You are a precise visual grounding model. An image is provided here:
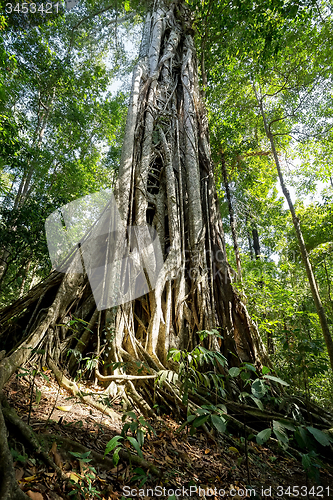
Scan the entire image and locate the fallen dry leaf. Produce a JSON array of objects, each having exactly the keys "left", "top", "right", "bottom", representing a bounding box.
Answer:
[
  {"left": 26, "top": 490, "right": 43, "bottom": 500},
  {"left": 56, "top": 406, "right": 72, "bottom": 412},
  {"left": 69, "top": 472, "right": 80, "bottom": 483},
  {"left": 23, "top": 476, "right": 37, "bottom": 482},
  {"left": 53, "top": 451, "right": 63, "bottom": 468},
  {"left": 15, "top": 468, "right": 24, "bottom": 481}
]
